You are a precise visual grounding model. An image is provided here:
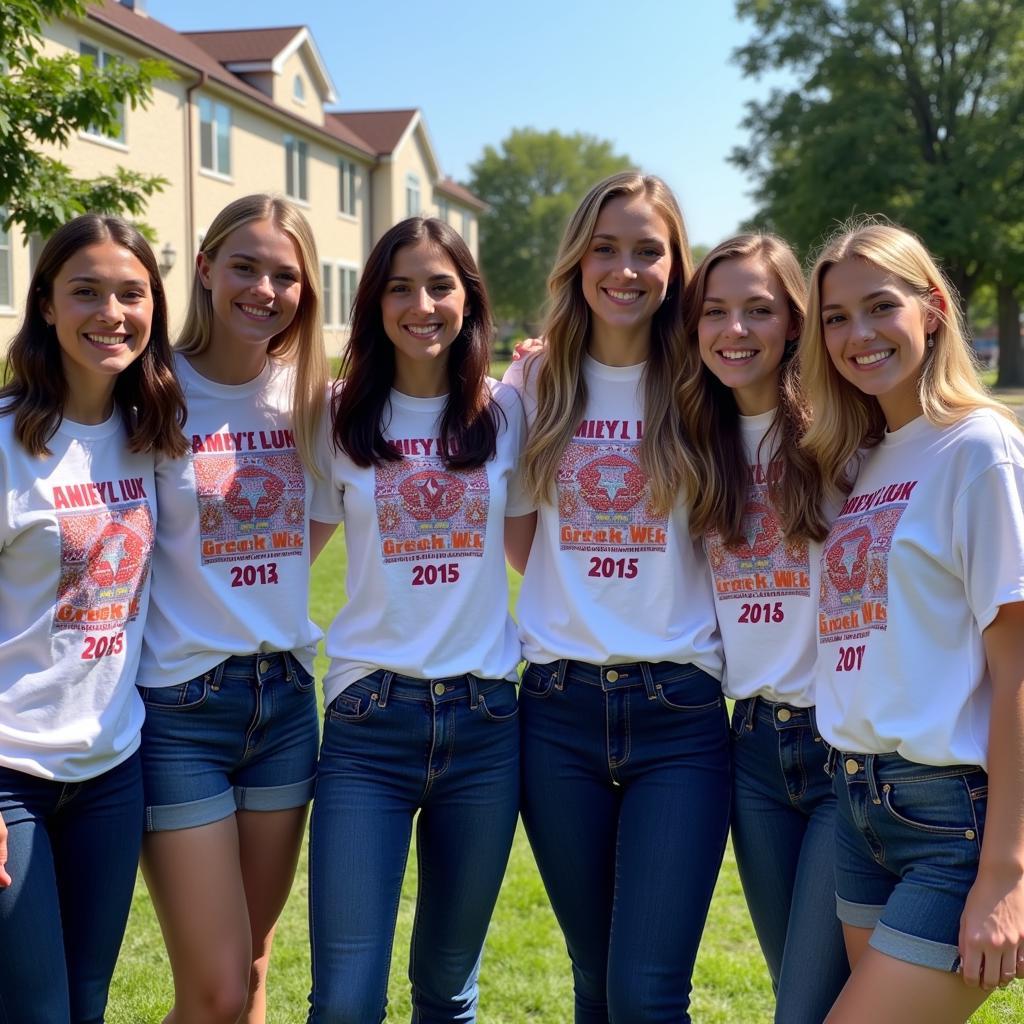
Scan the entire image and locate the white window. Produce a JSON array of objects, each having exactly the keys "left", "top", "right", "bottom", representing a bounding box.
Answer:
[
  {"left": 0, "top": 211, "right": 11, "bottom": 308},
  {"left": 339, "top": 266, "right": 358, "bottom": 325},
  {"left": 198, "top": 97, "right": 231, "bottom": 176},
  {"left": 79, "top": 42, "right": 125, "bottom": 142},
  {"left": 462, "top": 212, "right": 472, "bottom": 244},
  {"left": 322, "top": 263, "right": 334, "bottom": 326},
  {"left": 436, "top": 197, "right": 450, "bottom": 224},
  {"left": 293, "top": 74, "right": 305, "bottom": 103},
  {"left": 285, "top": 135, "right": 309, "bottom": 201},
  {"left": 339, "top": 159, "right": 357, "bottom": 216},
  {"left": 405, "top": 174, "right": 421, "bottom": 218}
]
